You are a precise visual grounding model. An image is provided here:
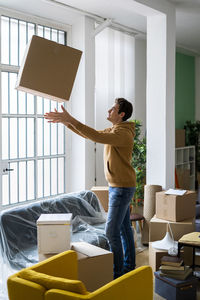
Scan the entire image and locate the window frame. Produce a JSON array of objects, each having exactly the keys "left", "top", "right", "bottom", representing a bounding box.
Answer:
[{"left": 0, "top": 7, "right": 72, "bottom": 210}]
